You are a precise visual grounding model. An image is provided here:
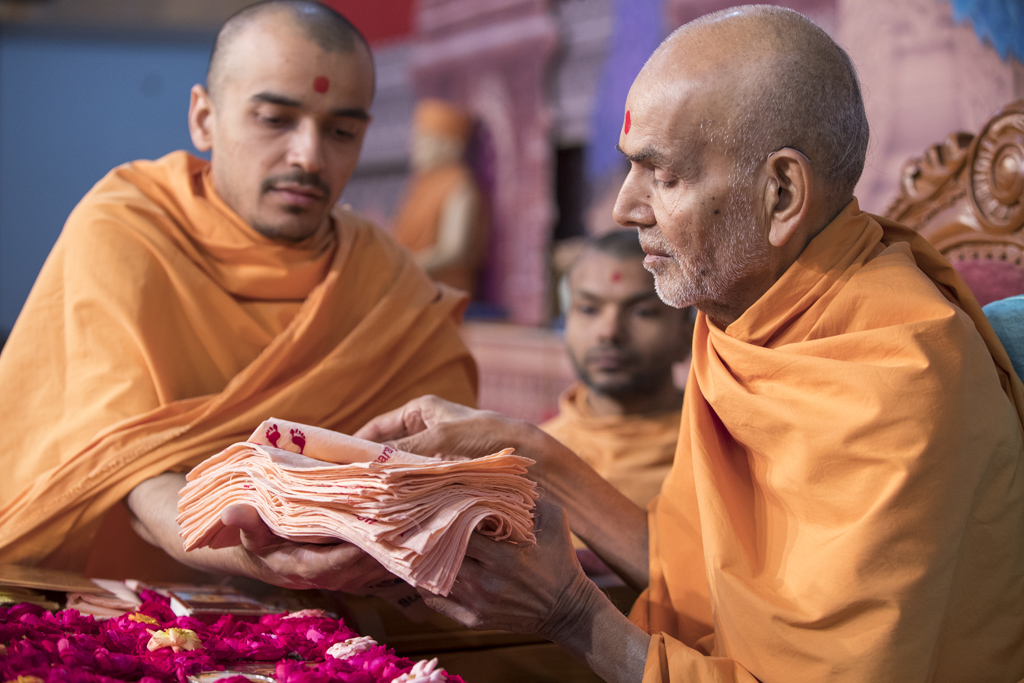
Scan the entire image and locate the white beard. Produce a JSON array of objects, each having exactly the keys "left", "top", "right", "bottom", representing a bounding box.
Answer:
[{"left": 641, "top": 196, "right": 770, "bottom": 311}]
